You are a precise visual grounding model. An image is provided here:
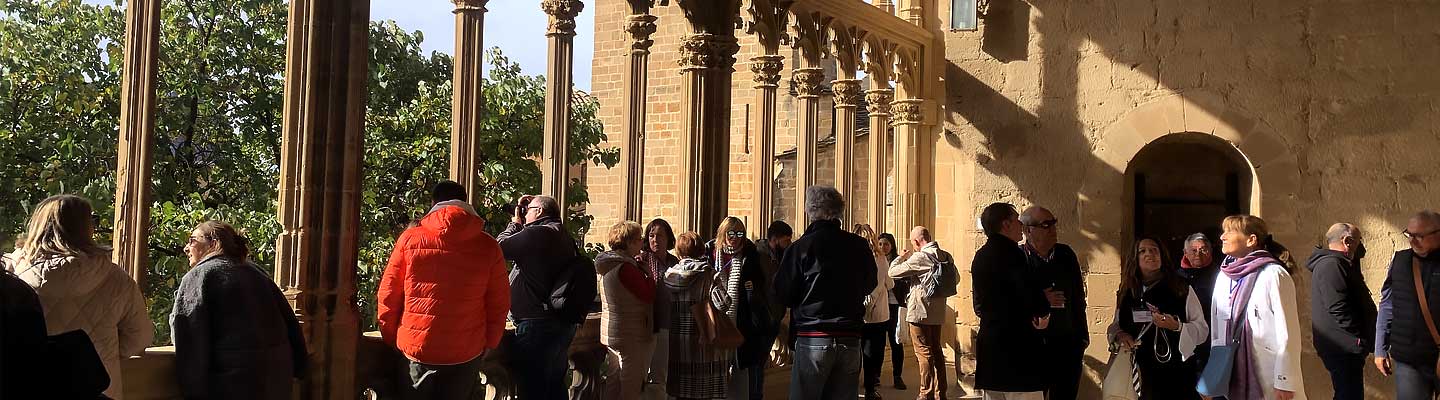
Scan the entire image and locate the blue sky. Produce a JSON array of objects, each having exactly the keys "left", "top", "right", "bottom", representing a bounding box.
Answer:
[{"left": 370, "top": 0, "right": 595, "bottom": 90}]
